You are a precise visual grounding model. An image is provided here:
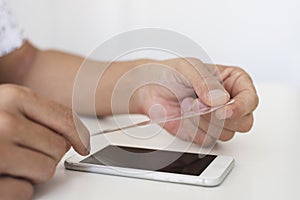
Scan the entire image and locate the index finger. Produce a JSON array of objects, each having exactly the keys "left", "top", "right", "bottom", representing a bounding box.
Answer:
[
  {"left": 19, "top": 89, "right": 90, "bottom": 156},
  {"left": 171, "top": 58, "right": 230, "bottom": 106}
]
